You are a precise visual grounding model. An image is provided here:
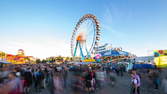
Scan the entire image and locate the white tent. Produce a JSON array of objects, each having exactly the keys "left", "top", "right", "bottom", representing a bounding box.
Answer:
[{"left": 0, "top": 61, "right": 11, "bottom": 64}]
